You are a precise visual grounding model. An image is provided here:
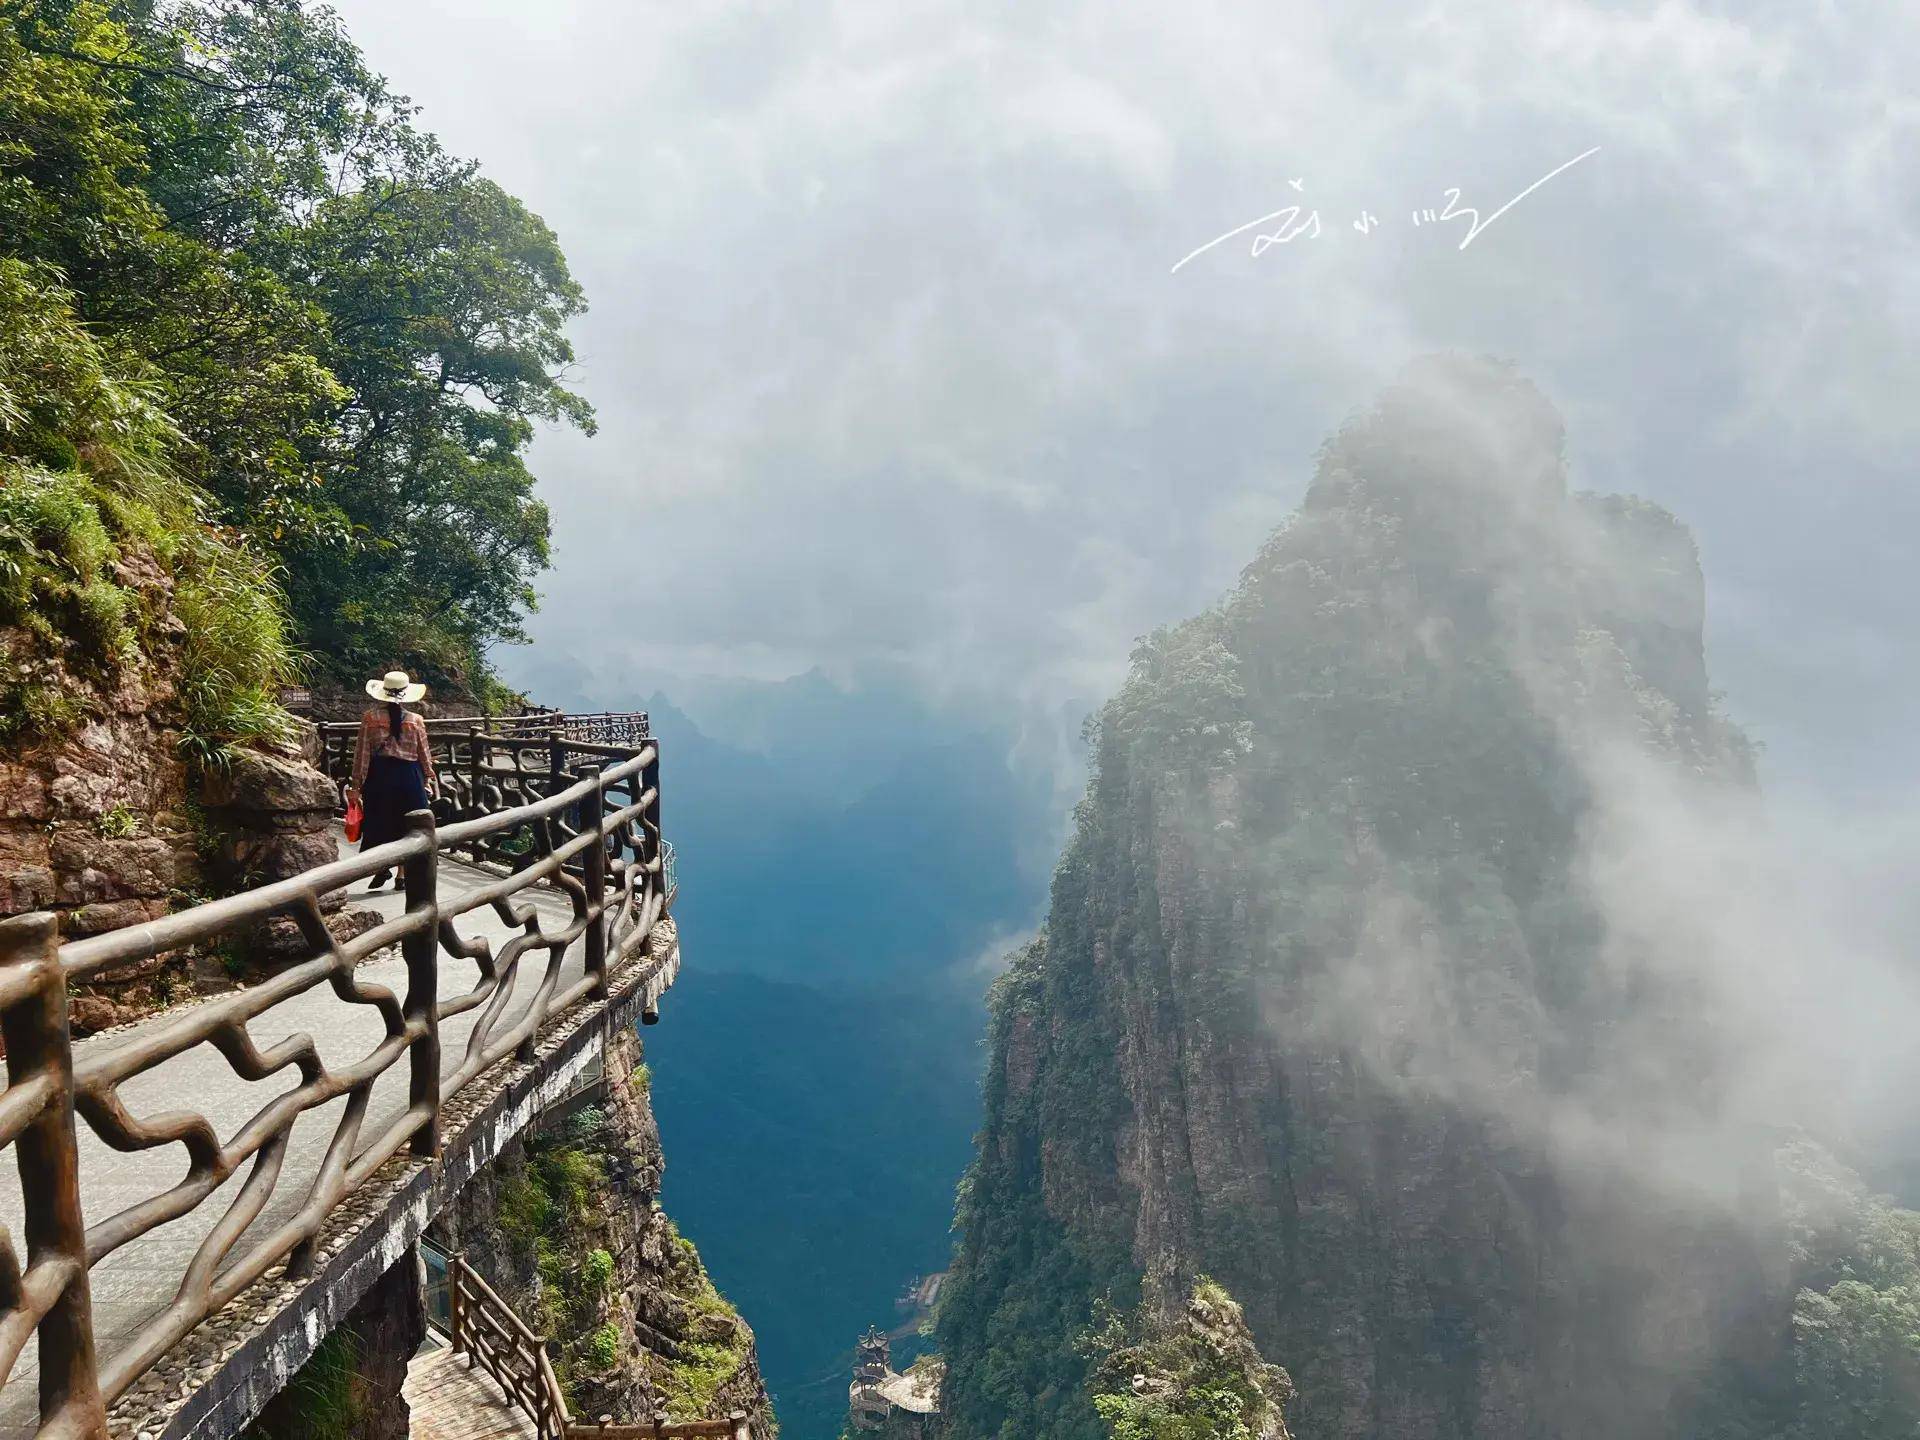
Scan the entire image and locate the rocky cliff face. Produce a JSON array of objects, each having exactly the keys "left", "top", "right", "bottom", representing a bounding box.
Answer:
[
  {"left": 0, "top": 602, "right": 352, "bottom": 1029},
  {"left": 0, "top": 505, "right": 371, "bottom": 1029},
  {"left": 938, "top": 358, "right": 1777, "bottom": 1440},
  {"left": 0, "top": 603, "right": 202, "bottom": 963},
  {"left": 434, "top": 1016, "right": 776, "bottom": 1434},
  {"left": 1084, "top": 1277, "right": 1294, "bottom": 1440}
]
